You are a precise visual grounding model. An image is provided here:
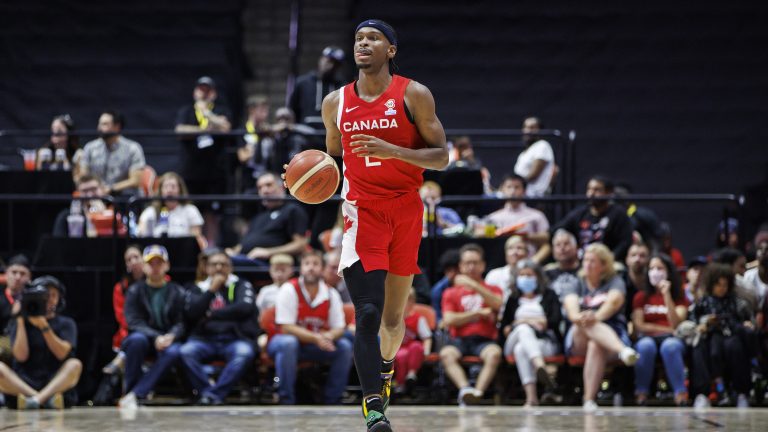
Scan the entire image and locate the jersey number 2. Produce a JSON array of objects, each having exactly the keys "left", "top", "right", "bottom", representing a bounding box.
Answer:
[{"left": 365, "top": 157, "right": 381, "bottom": 167}]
